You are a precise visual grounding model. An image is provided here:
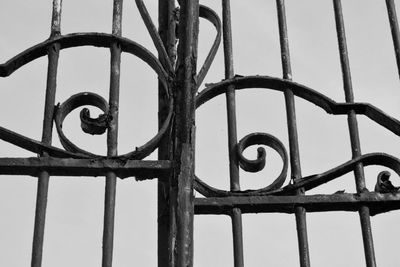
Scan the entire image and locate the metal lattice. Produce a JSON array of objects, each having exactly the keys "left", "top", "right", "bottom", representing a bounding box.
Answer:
[{"left": 1, "top": 0, "right": 400, "bottom": 266}]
